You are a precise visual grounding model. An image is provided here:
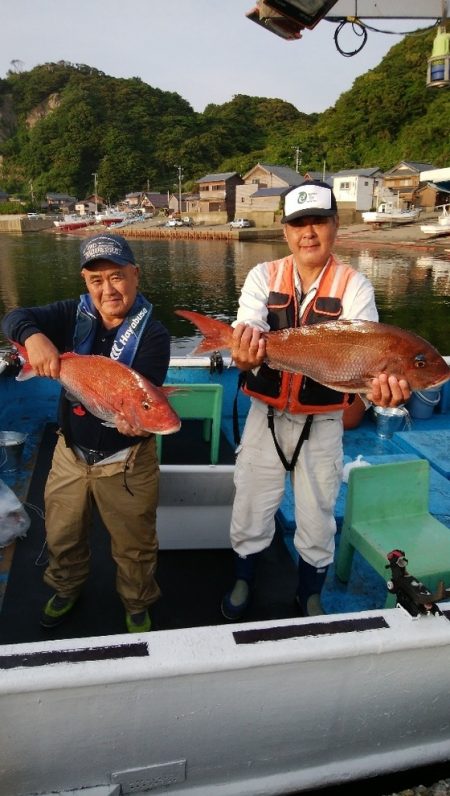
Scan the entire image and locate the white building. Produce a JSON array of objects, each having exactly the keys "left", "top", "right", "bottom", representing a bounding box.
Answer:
[{"left": 332, "top": 168, "right": 383, "bottom": 211}]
